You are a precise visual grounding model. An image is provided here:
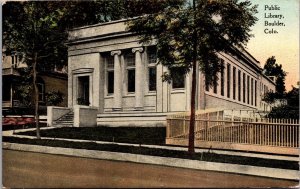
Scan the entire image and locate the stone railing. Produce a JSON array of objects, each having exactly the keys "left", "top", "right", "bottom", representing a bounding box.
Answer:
[
  {"left": 47, "top": 106, "right": 72, "bottom": 126},
  {"left": 73, "top": 105, "right": 98, "bottom": 127}
]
